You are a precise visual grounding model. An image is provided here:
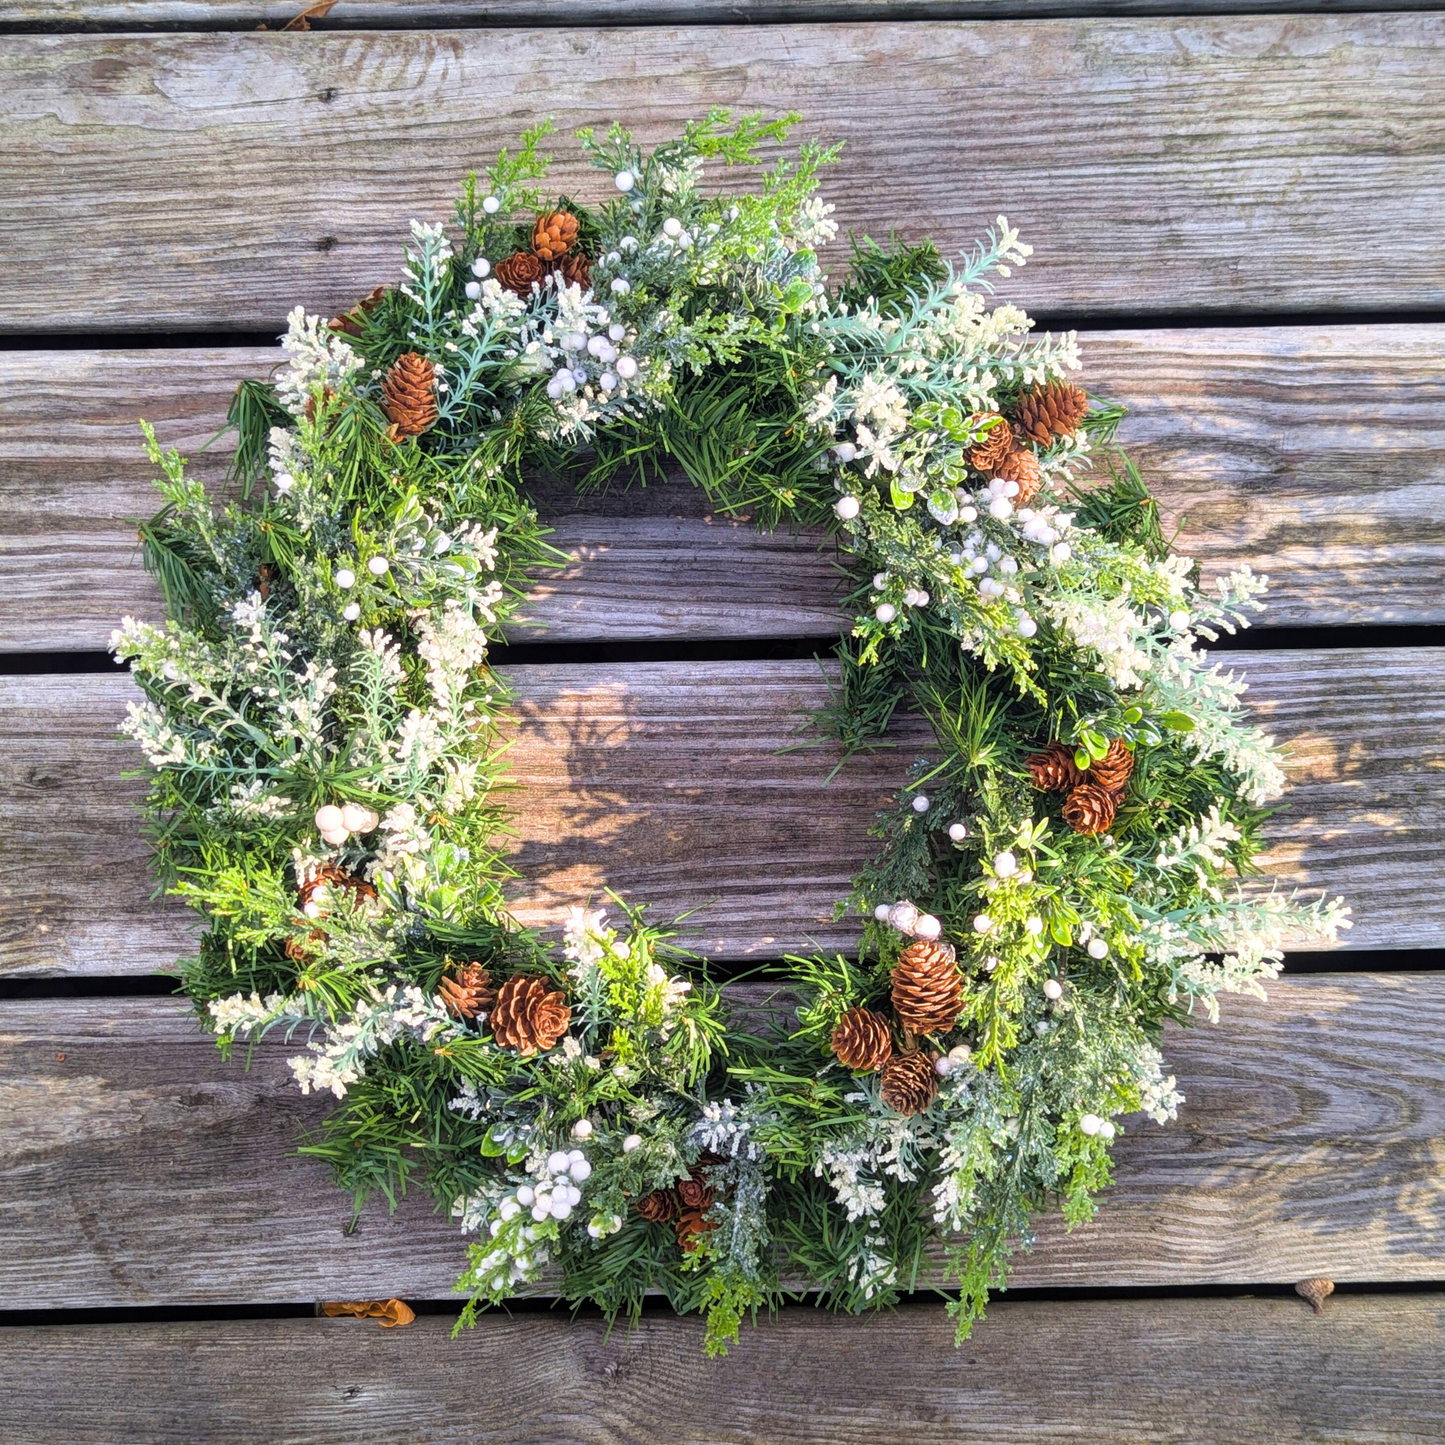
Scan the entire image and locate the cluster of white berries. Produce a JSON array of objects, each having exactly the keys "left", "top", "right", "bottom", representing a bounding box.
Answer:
[
  {"left": 464, "top": 255, "right": 492, "bottom": 298},
  {"left": 870, "top": 578, "right": 931, "bottom": 624},
  {"left": 873, "top": 898, "right": 943, "bottom": 942},
  {"left": 313, "top": 802, "right": 379, "bottom": 850},
  {"left": 497, "top": 1145, "right": 593, "bottom": 1229},
  {"left": 947, "top": 536, "right": 1035, "bottom": 637},
  {"left": 1079, "top": 1113, "right": 1117, "bottom": 1140},
  {"left": 334, "top": 560, "right": 388, "bottom": 622},
  {"left": 980, "top": 473, "right": 1025, "bottom": 521},
  {"left": 934, "top": 1042, "right": 973, "bottom": 1077},
  {"left": 546, "top": 323, "right": 638, "bottom": 400},
  {"left": 1018, "top": 507, "right": 1073, "bottom": 568}
]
